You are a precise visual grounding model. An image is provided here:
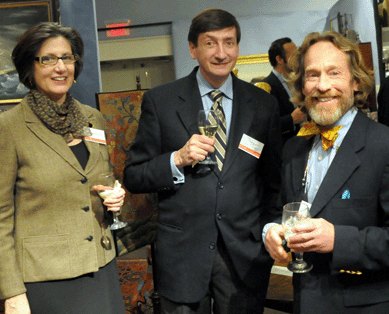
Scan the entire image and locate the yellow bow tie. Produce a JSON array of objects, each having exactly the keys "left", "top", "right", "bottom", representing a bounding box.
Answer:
[{"left": 297, "top": 121, "right": 343, "bottom": 151}]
